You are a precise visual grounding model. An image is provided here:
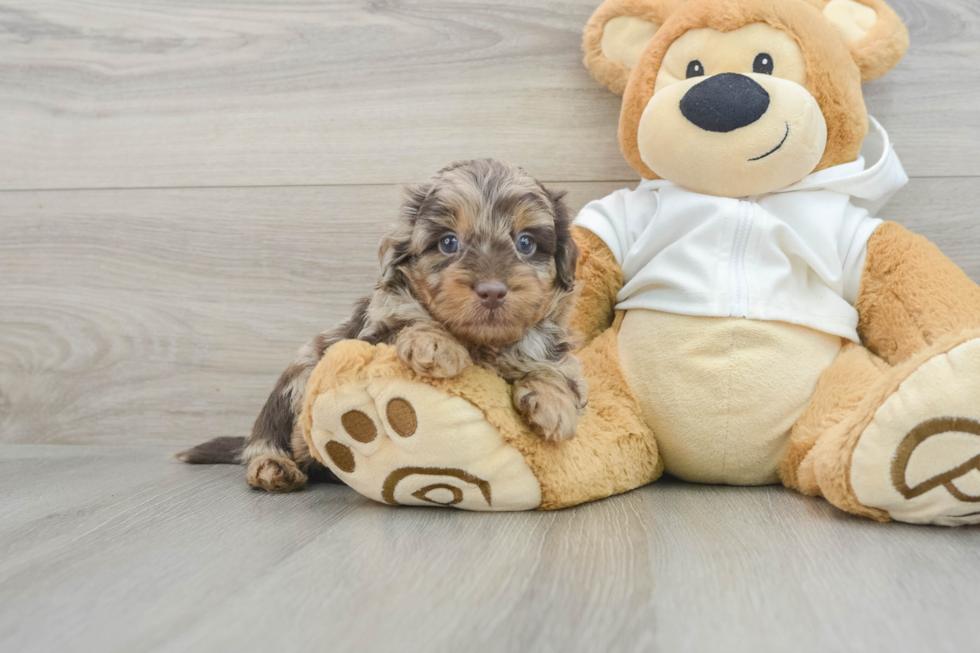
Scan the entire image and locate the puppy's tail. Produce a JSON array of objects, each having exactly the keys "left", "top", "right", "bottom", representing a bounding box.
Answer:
[{"left": 175, "top": 436, "right": 246, "bottom": 465}]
